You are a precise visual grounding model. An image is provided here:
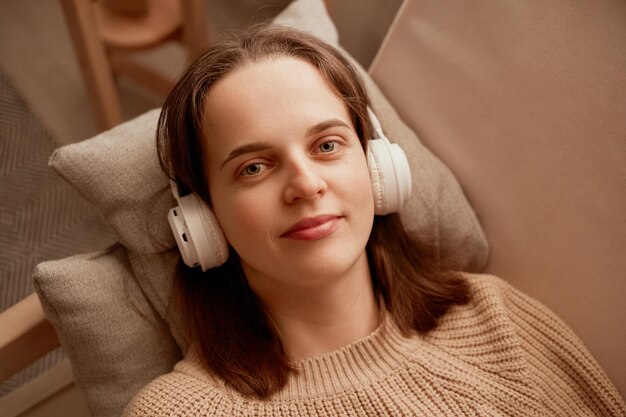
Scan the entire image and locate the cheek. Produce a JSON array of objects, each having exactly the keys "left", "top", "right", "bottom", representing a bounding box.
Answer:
[
  {"left": 212, "top": 189, "right": 270, "bottom": 250},
  {"left": 352, "top": 158, "right": 376, "bottom": 240},
  {"left": 347, "top": 156, "right": 375, "bottom": 209}
]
